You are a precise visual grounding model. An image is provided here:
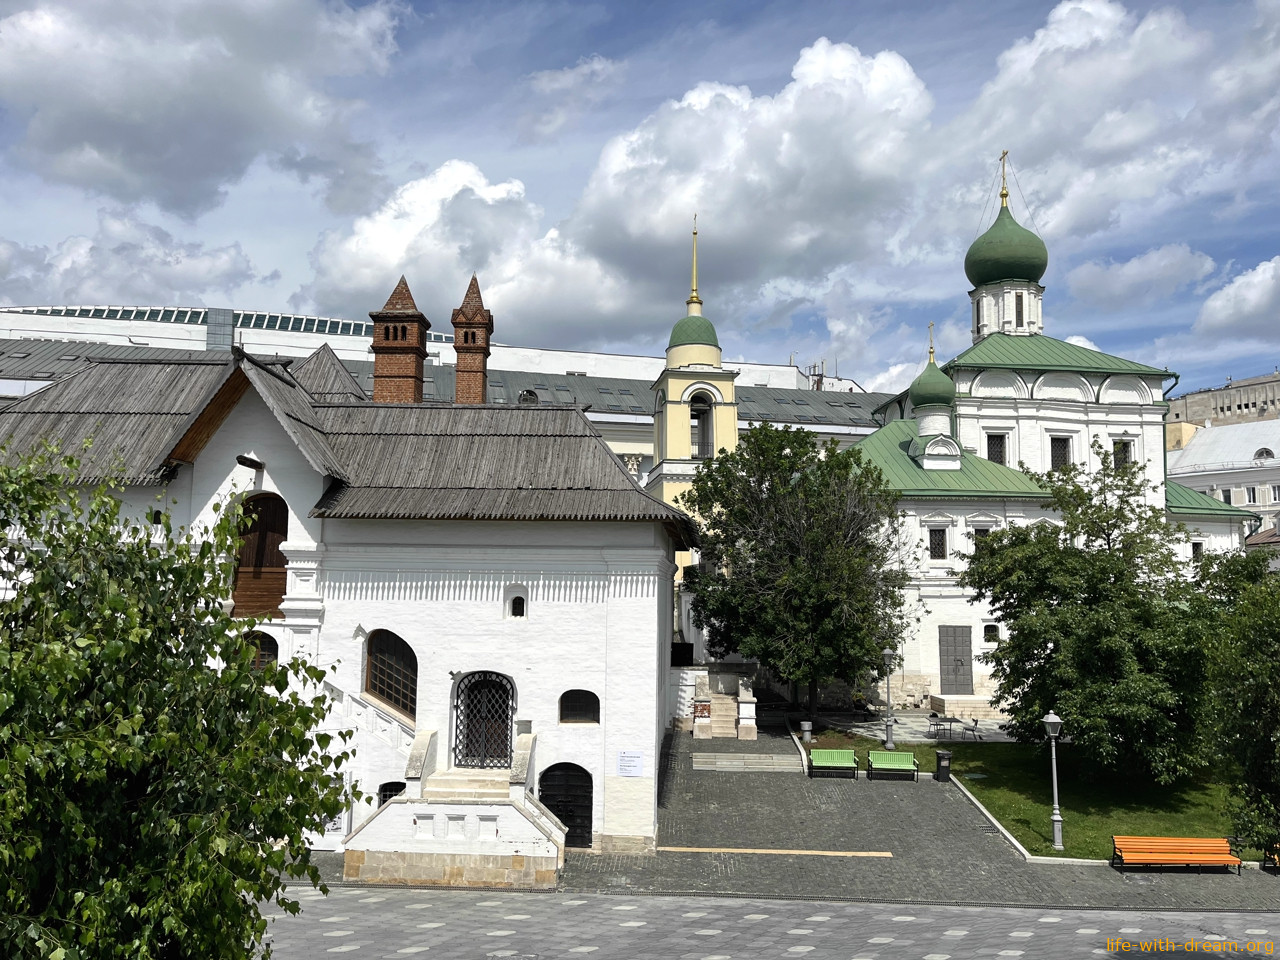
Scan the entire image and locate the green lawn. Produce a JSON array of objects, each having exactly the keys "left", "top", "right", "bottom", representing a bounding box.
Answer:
[{"left": 803, "top": 726, "right": 1254, "bottom": 861}]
